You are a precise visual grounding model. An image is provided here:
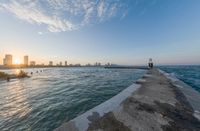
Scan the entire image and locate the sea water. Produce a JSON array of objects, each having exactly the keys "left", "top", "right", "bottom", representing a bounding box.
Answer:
[
  {"left": 159, "top": 65, "right": 200, "bottom": 92},
  {"left": 0, "top": 67, "right": 146, "bottom": 131}
]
